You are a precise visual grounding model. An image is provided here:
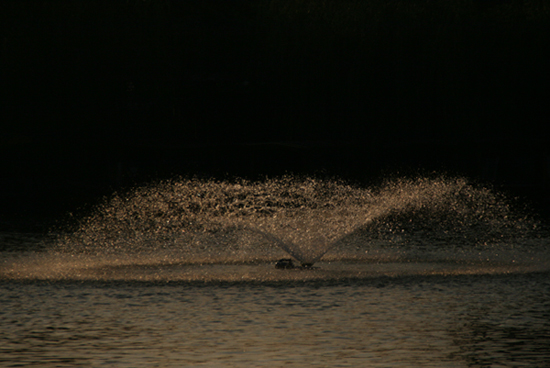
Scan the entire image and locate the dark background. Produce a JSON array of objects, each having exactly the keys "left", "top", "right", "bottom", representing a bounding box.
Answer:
[{"left": 1, "top": 0, "right": 549, "bottom": 230}]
